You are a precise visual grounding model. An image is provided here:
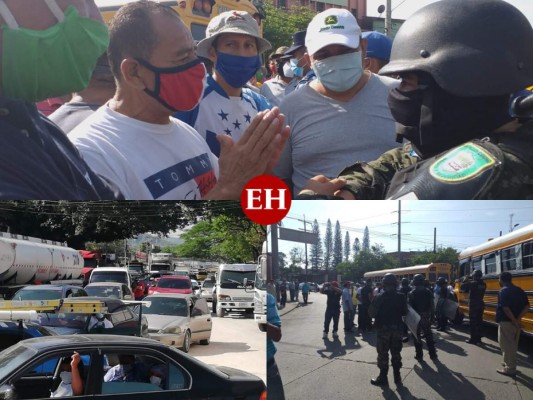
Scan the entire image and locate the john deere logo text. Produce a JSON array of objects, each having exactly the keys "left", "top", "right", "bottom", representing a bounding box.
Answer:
[{"left": 325, "top": 16, "right": 338, "bottom": 25}]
